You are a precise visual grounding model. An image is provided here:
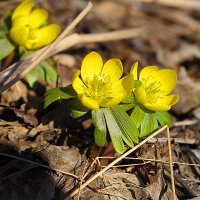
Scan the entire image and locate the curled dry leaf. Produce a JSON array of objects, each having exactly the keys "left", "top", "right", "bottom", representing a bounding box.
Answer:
[{"left": 38, "top": 145, "right": 82, "bottom": 172}]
